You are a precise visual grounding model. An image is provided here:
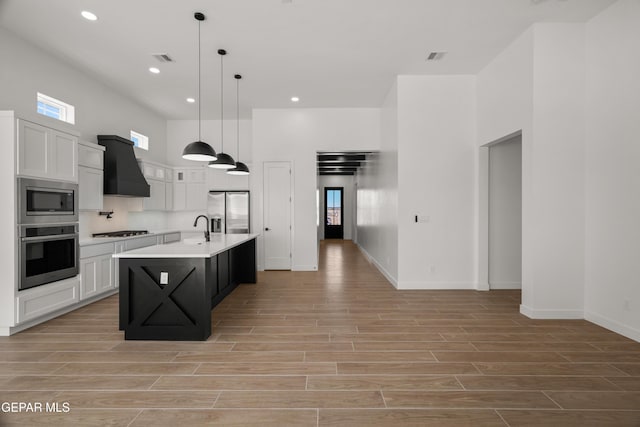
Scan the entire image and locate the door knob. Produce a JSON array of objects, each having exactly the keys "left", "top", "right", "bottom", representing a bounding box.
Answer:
[{"left": 265, "top": 227, "right": 270, "bottom": 231}]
